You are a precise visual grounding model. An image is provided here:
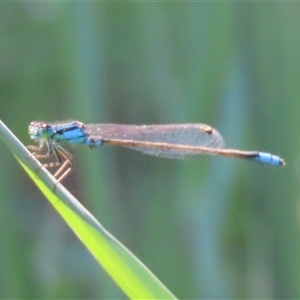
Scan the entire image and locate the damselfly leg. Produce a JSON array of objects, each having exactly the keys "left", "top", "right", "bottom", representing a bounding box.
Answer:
[{"left": 27, "top": 140, "right": 74, "bottom": 182}]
